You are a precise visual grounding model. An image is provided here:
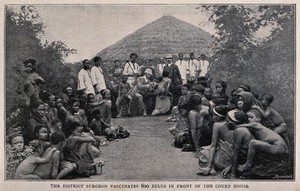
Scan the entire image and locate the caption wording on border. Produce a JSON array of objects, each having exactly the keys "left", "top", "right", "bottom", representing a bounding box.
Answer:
[{"left": 50, "top": 183, "right": 249, "bottom": 189}]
